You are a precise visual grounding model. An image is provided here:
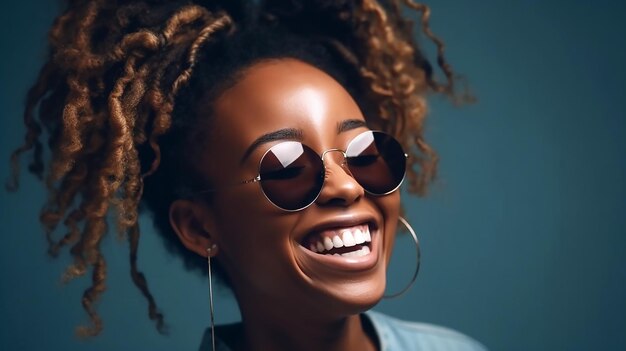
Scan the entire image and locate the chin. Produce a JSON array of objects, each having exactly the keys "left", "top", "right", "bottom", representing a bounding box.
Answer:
[
  {"left": 325, "top": 270, "right": 388, "bottom": 316},
  {"left": 295, "top": 229, "right": 390, "bottom": 317}
]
